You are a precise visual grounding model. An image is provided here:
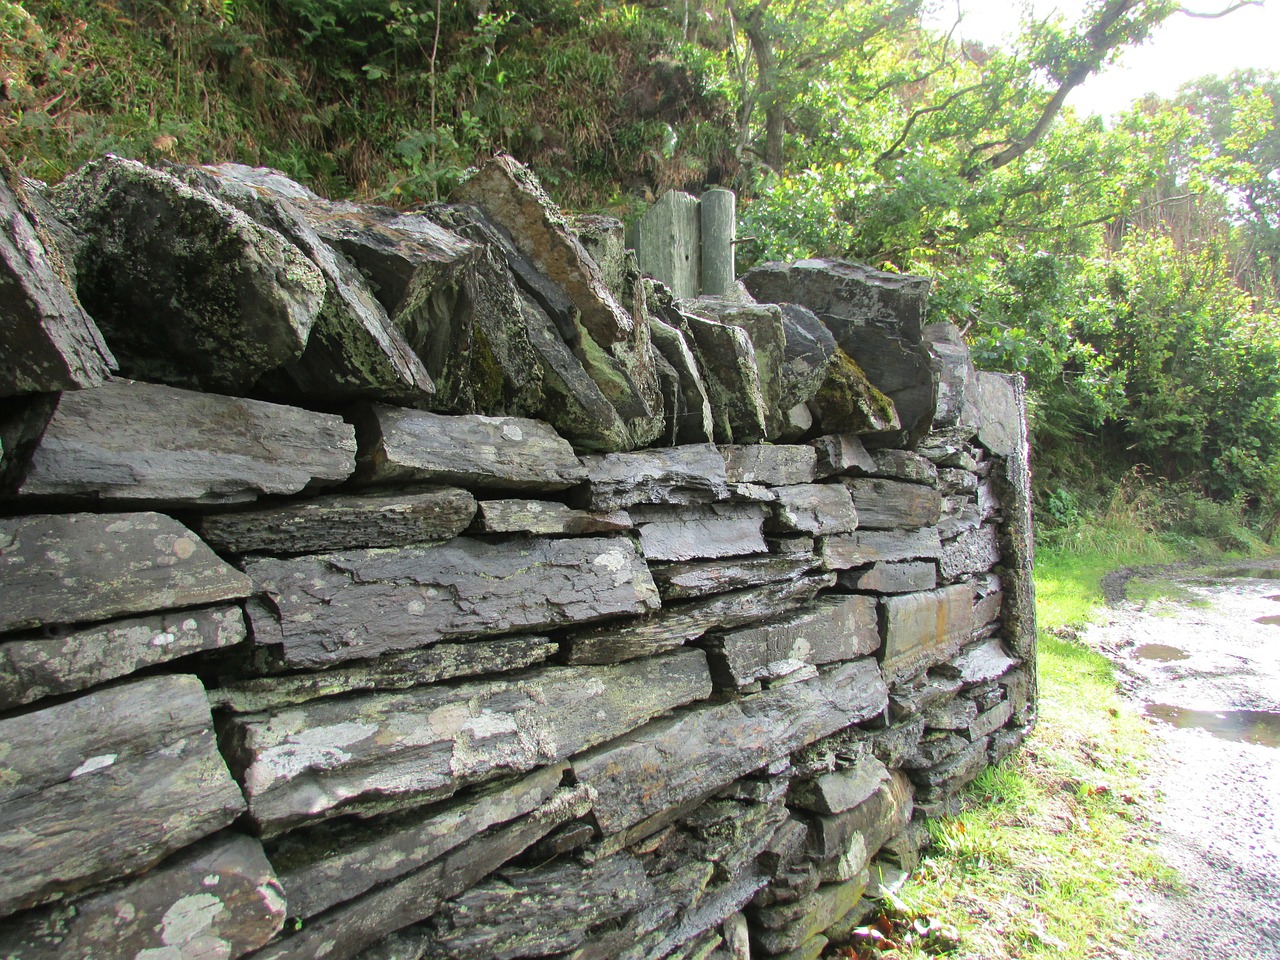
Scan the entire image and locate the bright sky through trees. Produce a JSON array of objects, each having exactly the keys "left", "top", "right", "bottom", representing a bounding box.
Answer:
[{"left": 928, "top": 0, "right": 1280, "bottom": 116}]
